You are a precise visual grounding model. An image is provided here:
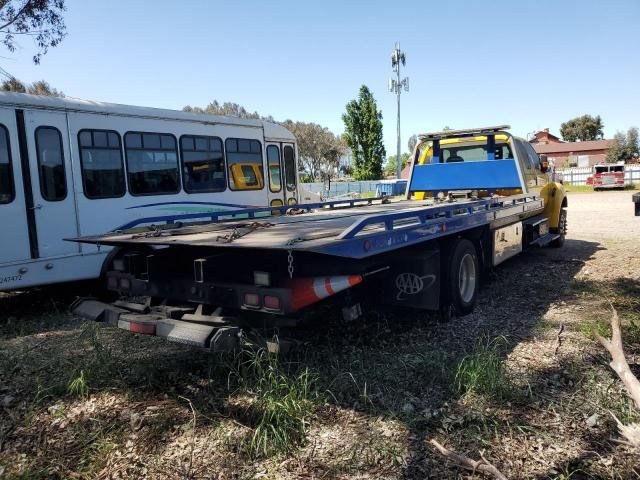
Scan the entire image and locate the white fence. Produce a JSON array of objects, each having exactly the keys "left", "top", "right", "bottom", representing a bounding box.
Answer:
[
  {"left": 301, "top": 181, "right": 379, "bottom": 198},
  {"left": 302, "top": 166, "right": 640, "bottom": 195},
  {"left": 557, "top": 166, "right": 640, "bottom": 186}
]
